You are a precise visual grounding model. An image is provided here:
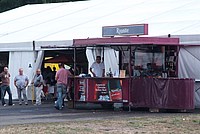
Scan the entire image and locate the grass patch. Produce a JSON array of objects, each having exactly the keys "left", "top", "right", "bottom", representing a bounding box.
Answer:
[{"left": 192, "top": 119, "right": 200, "bottom": 124}]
